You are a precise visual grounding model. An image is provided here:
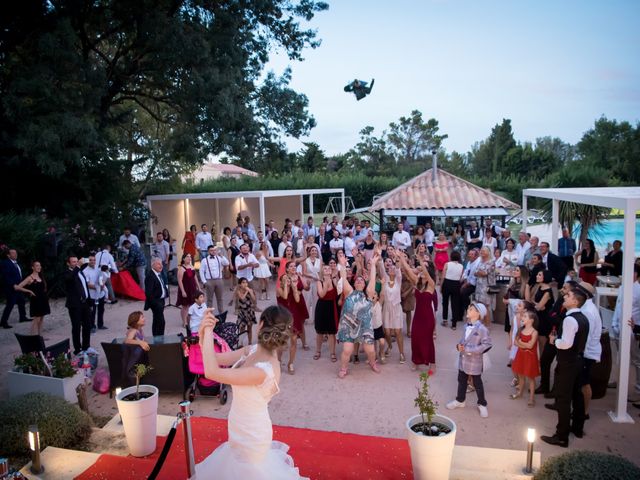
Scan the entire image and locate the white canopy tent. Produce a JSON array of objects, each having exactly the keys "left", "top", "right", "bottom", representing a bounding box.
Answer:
[{"left": 522, "top": 187, "right": 640, "bottom": 424}]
